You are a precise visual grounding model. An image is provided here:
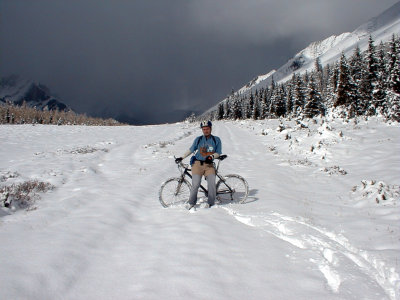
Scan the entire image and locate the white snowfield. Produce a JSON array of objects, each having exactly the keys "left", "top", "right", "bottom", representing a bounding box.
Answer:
[{"left": 0, "top": 118, "right": 399, "bottom": 300}]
